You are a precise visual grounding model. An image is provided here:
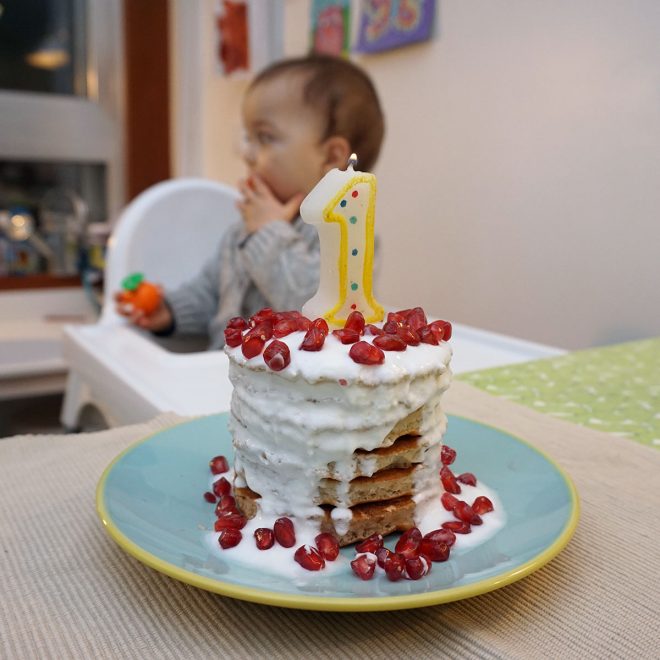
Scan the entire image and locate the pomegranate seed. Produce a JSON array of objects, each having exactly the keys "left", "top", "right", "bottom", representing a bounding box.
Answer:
[
  {"left": 375, "top": 546, "right": 394, "bottom": 568},
  {"left": 458, "top": 472, "right": 477, "bottom": 486},
  {"left": 441, "top": 492, "right": 459, "bottom": 511},
  {"left": 249, "top": 308, "right": 274, "bottom": 326},
  {"left": 440, "top": 466, "right": 461, "bottom": 494},
  {"left": 344, "top": 310, "right": 366, "bottom": 334},
  {"left": 384, "top": 553, "right": 406, "bottom": 581},
  {"left": 296, "top": 316, "right": 312, "bottom": 331},
  {"left": 355, "top": 533, "right": 383, "bottom": 554},
  {"left": 407, "top": 307, "right": 427, "bottom": 331},
  {"left": 212, "top": 477, "right": 231, "bottom": 498},
  {"left": 250, "top": 321, "right": 274, "bottom": 341},
  {"left": 254, "top": 528, "right": 275, "bottom": 550},
  {"left": 214, "top": 513, "right": 247, "bottom": 531},
  {"left": 332, "top": 328, "right": 360, "bottom": 344},
  {"left": 419, "top": 538, "right": 450, "bottom": 562},
  {"left": 242, "top": 333, "right": 266, "bottom": 359},
  {"left": 442, "top": 520, "right": 472, "bottom": 534},
  {"left": 440, "top": 445, "right": 456, "bottom": 466},
  {"left": 273, "top": 517, "right": 296, "bottom": 548},
  {"left": 430, "top": 319, "right": 452, "bottom": 341},
  {"left": 203, "top": 491, "right": 216, "bottom": 503},
  {"left": 215, "top": 494, "right": 237, "bottom": 514},
  {"left": 224, "top": 327, "right": 243, "bottom": 347},
  {"left": 273, "top": 318, "right": 298, "bottom": 338},
  {"left": 294, "top": 545, "right": 325, "bottom": 571},
  {"left": 365, "top": 324, "right": 384, "bottom": 336},
  {"left": 263, "top": 340, "right": 291, "bottom": 371},
  {"left": 453, "top": 501, "right": 482, "bottom": 525},
  {"left": 351, "top": 553, "right": 377, "bottom": 580},
  {"left": 227, "top": 316, "right": 248, "bottom": 330},
  {"left": 387, "top": 311, "right": 407, "bottom": 324},
  {"left": 418, "top": 325, "right": 439, "bottom": 345},
  {"left": 397, "top": 325, "right": 421, "bottom": 346},
  {"left": 373, "top": 334, "right": 407, "bottom": 351},
  {"left": 382, "top": 320, "right": 401, "bottom": 334},
  {"left": 218, "top": 528, "right": 242, "bottom": 549},
  {"left": 405, "top": 556, "right": 431, "bottom": 580},
  {"left": 395, "top": 527, "right": 422, "bottom": 559},
  {"left": 312, "top": 318, "right": 329, "bottom": 335},
  {"left": 423, "top": 528, "right": 456, "bottom": 547},
  {"left": 349, "top": 341, "right": 385, "bottom": 365},
  {"left": 209, "top": 455, "right": 229, "bottom": 474},
  {"left": 472, "top": 495, "right": 494, "bottom": 515},
  {"left": 315, "top": 533, "right": 340, "bottom": 561},
  {"left": 300, "top": 327, "right": 326, "bottom": 351}
]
